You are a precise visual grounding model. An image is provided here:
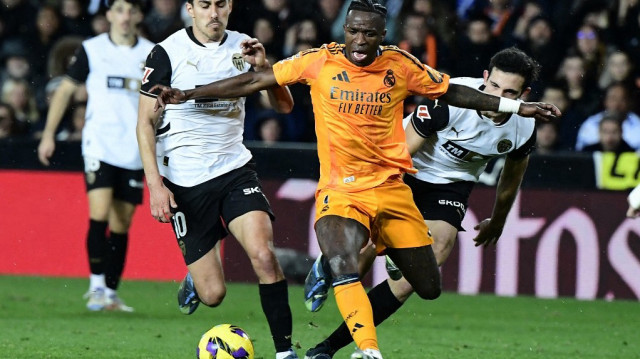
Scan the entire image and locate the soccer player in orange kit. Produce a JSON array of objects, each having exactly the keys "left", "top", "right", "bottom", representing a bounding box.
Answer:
[{"left": 151, "top": 1, "right": 560, "bottom": 357}]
